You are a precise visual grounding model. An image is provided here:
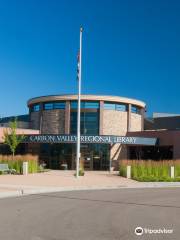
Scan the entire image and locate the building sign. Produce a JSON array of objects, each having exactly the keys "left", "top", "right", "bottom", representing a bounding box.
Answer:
[{"left": 23, "top": 134, "right": 157, "bottom": 145}]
